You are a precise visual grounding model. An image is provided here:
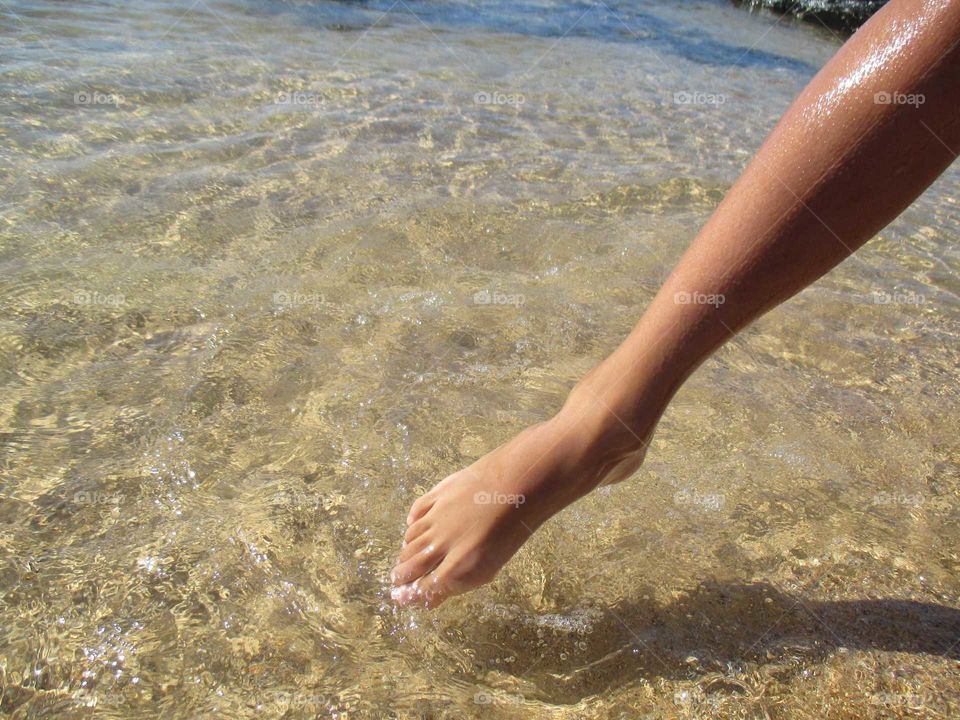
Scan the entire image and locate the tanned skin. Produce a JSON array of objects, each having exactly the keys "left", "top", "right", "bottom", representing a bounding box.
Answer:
[{"left": 391, "top": 0, "right": 960, "bottom": 609}]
